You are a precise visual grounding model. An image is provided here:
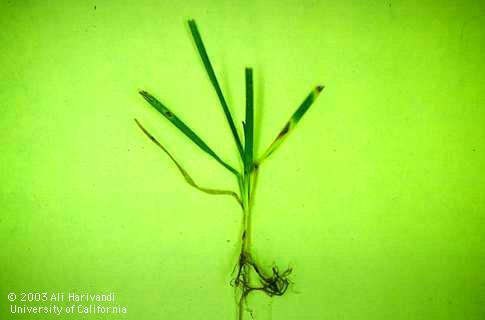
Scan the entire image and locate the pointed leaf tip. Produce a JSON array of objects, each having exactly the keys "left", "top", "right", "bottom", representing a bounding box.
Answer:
[{"left": 316, "top": 85, "right": 325, "bottom": 93}]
